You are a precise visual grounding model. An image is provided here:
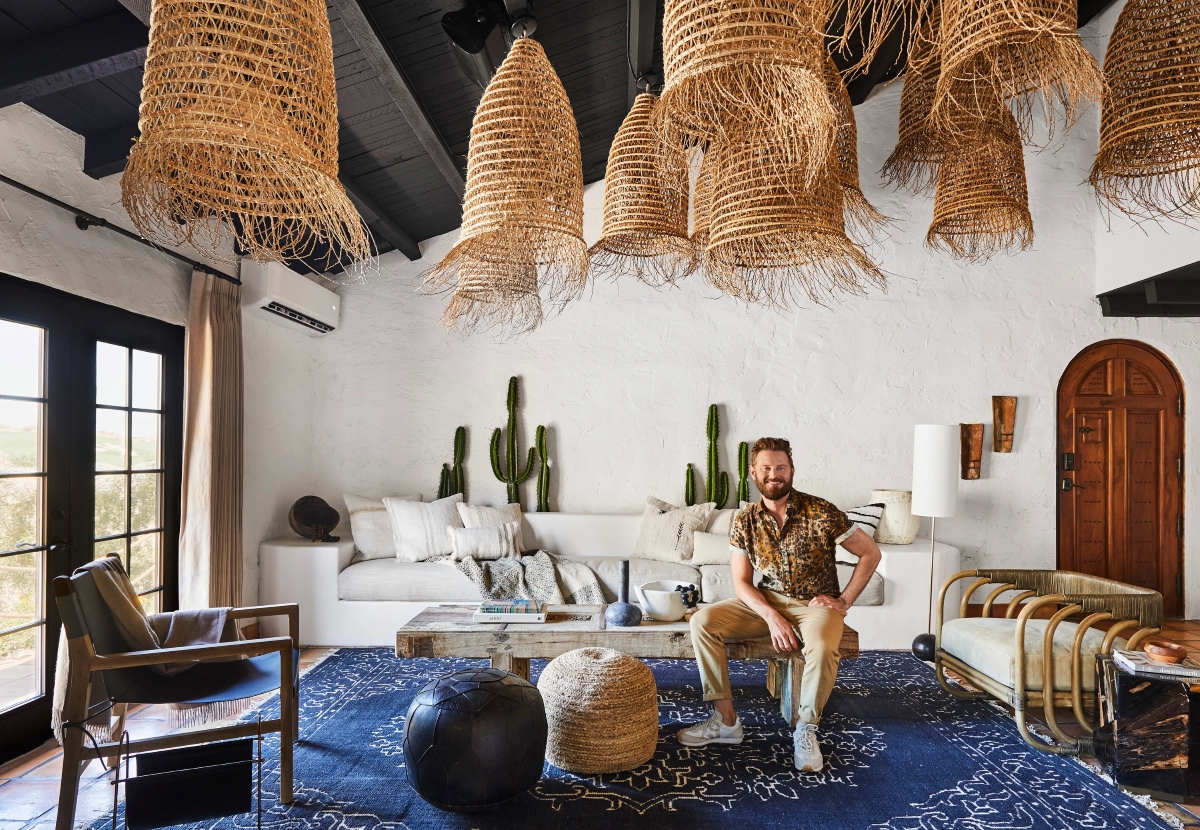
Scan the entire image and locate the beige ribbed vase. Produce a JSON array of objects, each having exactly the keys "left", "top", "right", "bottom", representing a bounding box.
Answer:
[{"left": 537, "top": 647, "right": 659, "bottom": 773}]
